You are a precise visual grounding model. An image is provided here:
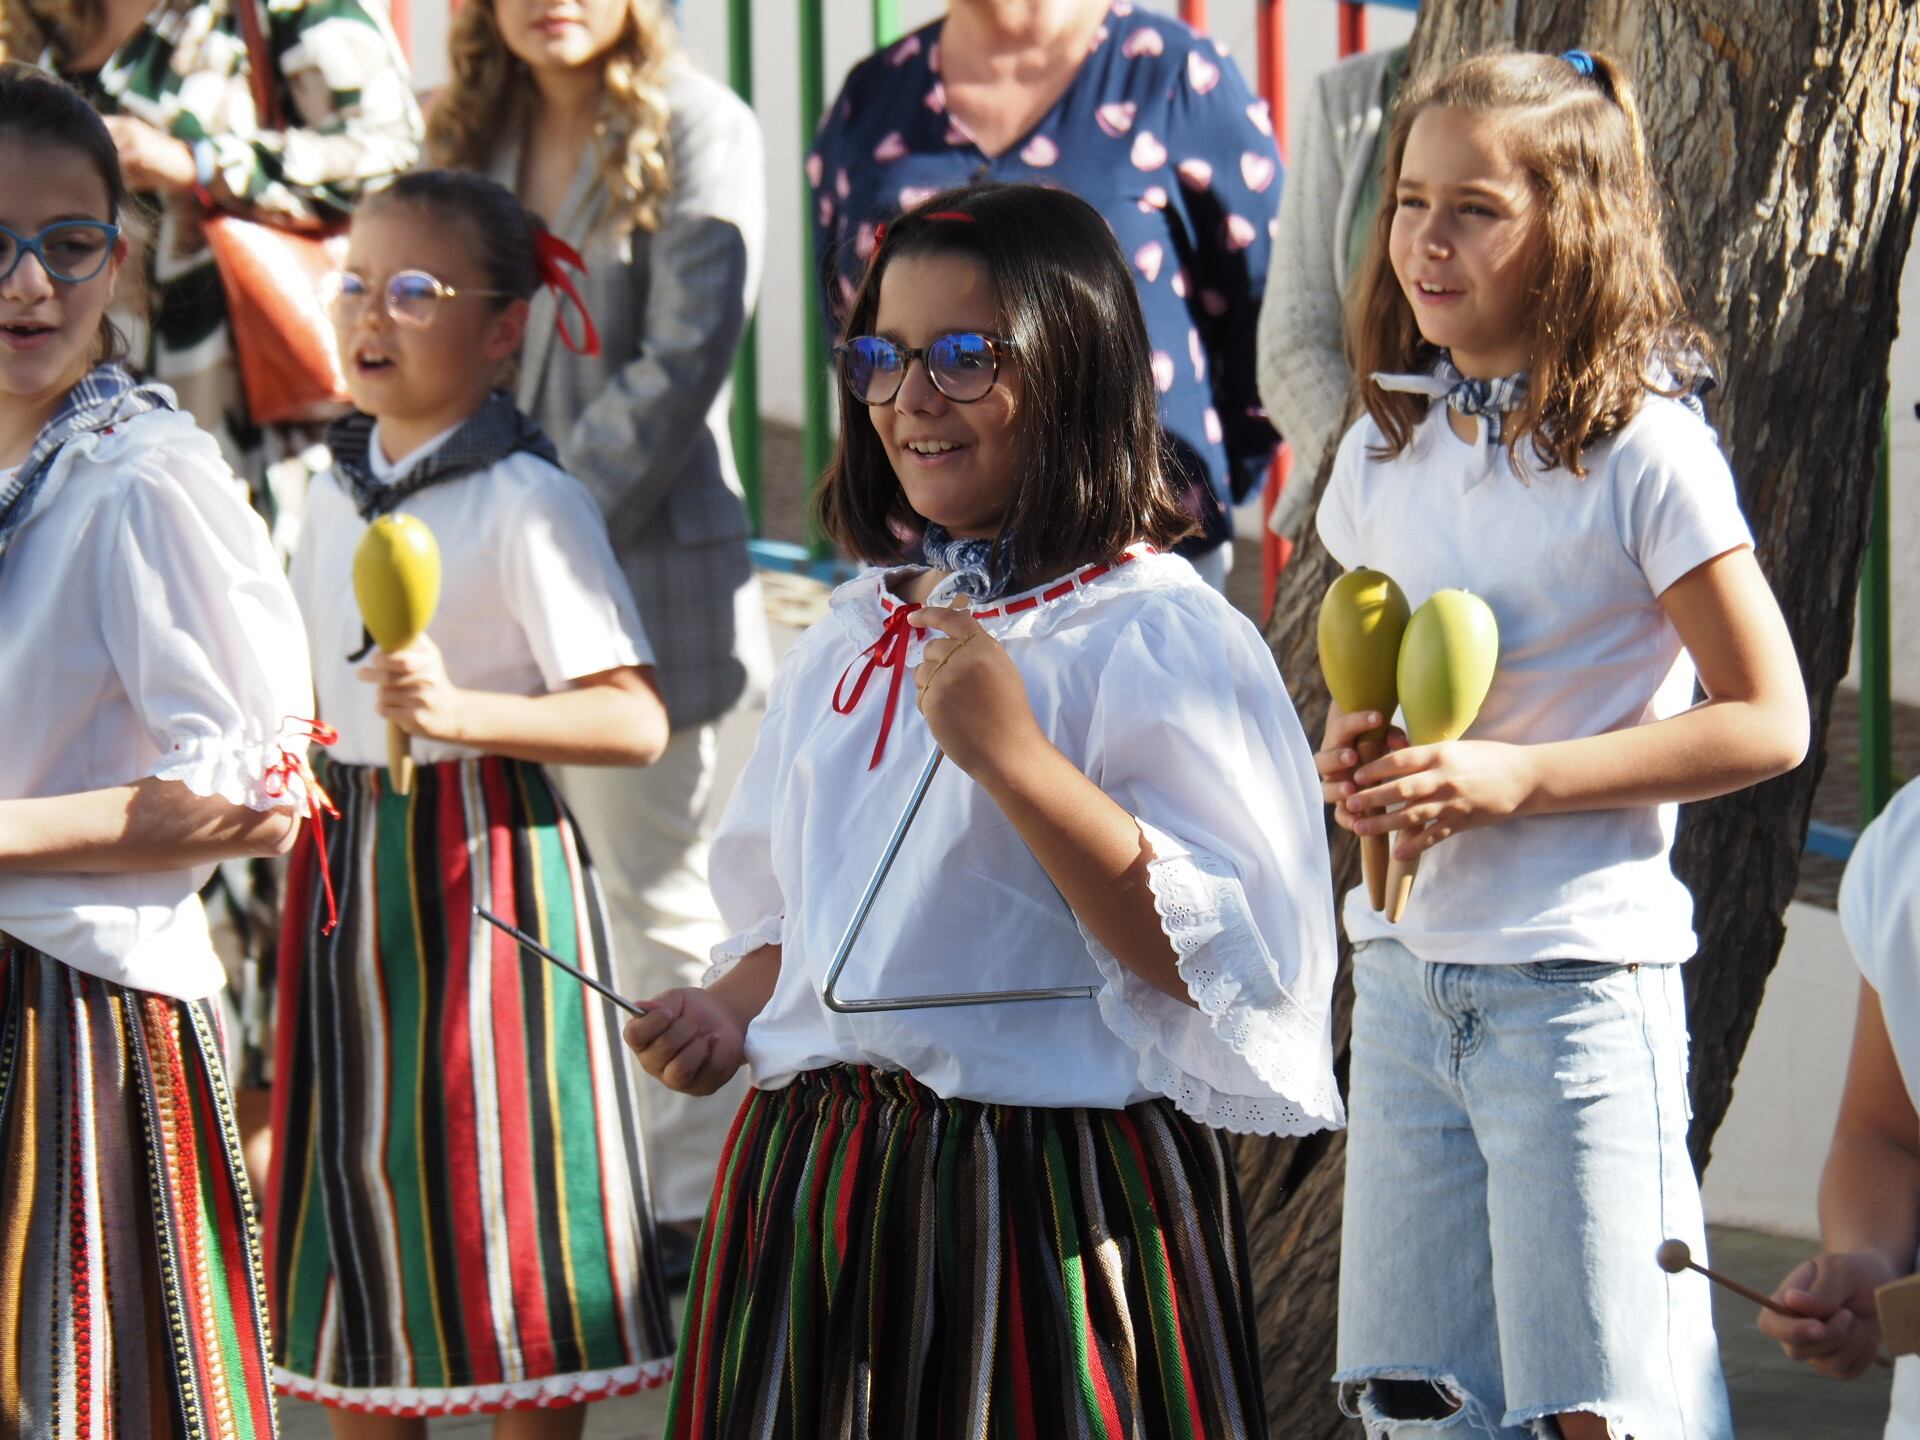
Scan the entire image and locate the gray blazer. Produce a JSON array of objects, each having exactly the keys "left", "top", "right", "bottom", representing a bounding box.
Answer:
[{"left": 490, "top": 63, "right": 770, "bottom": 730}]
